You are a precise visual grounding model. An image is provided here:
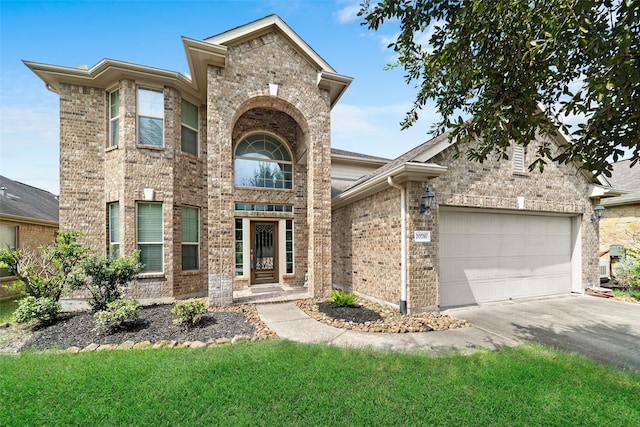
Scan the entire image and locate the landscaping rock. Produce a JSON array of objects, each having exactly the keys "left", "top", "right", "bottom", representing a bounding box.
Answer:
[
  {"left": 133, "top": 341, "right": 151, "bottom": 349},
  {"left": 296, "top": 298, "right": 471, "bottom": 333},
  {"left": 97, "top": 344, "right": 118, "bottom": 351},
  {"left": 81, "top": 343, "right": 100, "bottom": 352},
  {"left": 64, "top": 346, "right": 81, "bottom": 353},
  {"left": 117, "top": 340, "right": 135, "bottom": 350},
  {"left": 231, "top": 335, "right": 250, "bottom": 344},
  {"left": 190, "top": 341, "right": 206, "bottom": 348}
]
